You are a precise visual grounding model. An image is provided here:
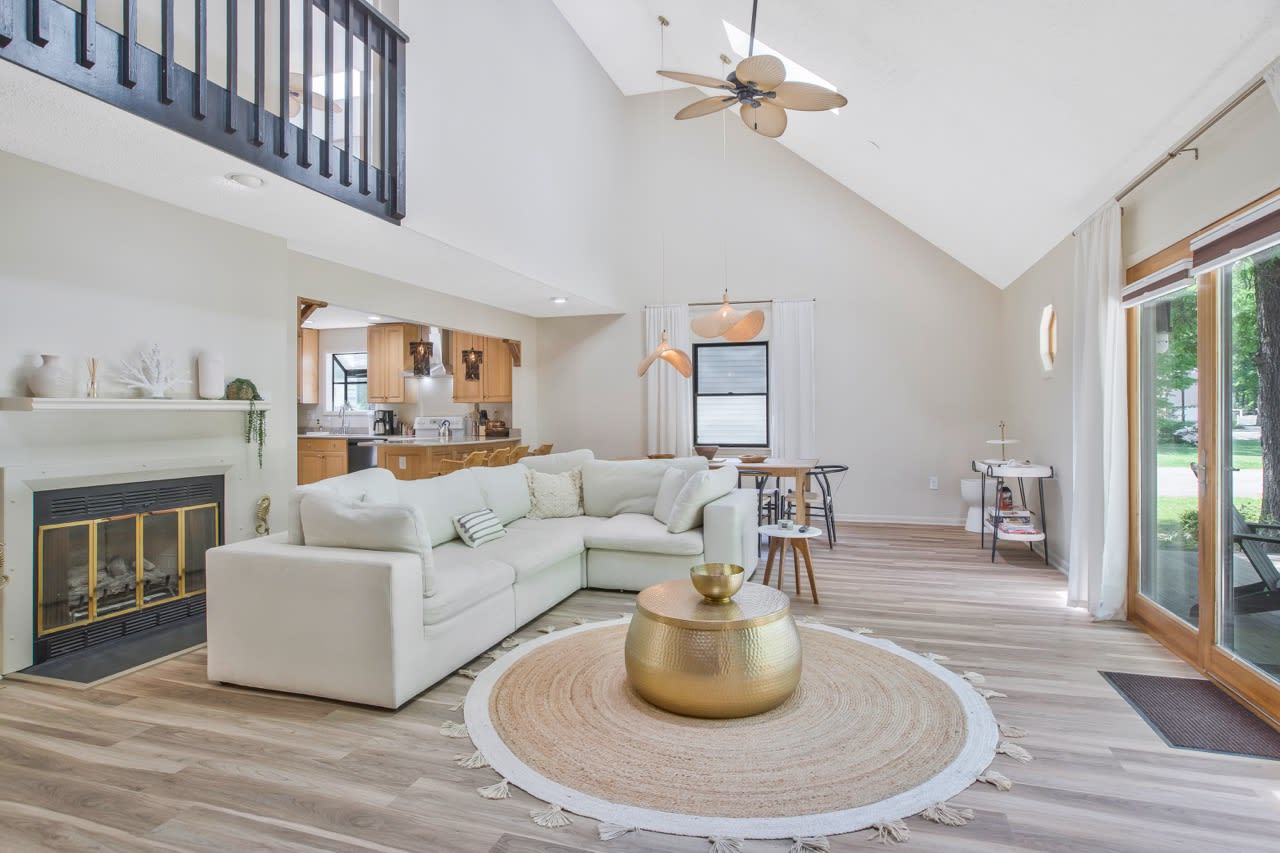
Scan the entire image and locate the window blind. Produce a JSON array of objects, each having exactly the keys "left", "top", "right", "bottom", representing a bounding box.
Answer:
[
  {"left": 1191, "top": 196, "right": 1280, "bottom": 275},
  {"left": 693, "top": 343, "right": 769, "bottom": 447},
  {"left": 1121, "top": 260, "right": 1193, "bottom": 308}
]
